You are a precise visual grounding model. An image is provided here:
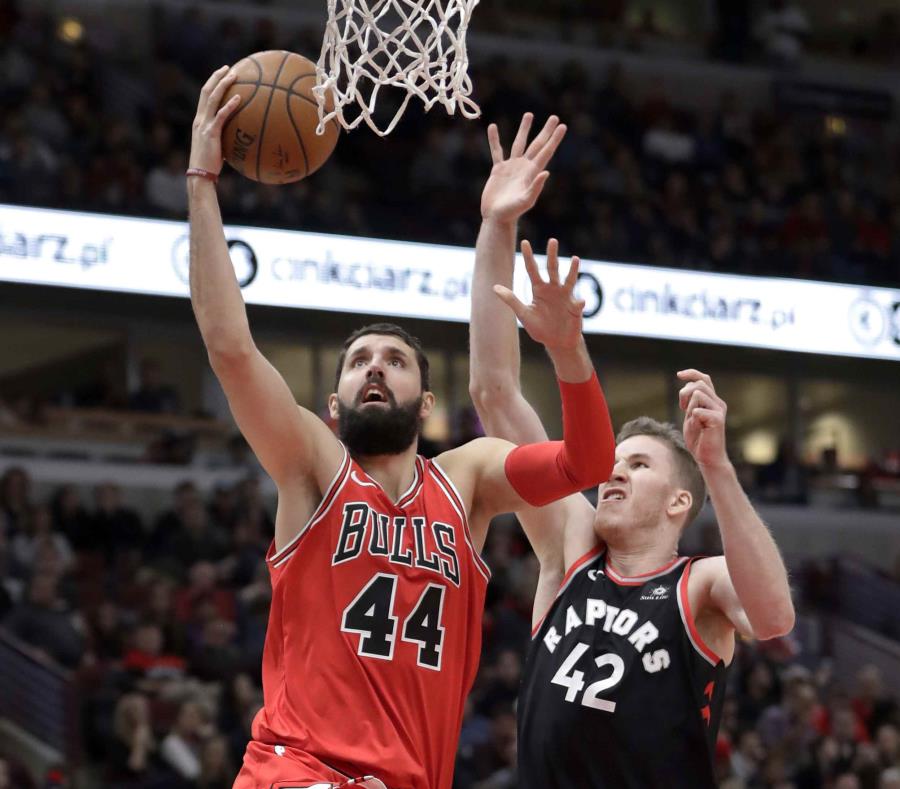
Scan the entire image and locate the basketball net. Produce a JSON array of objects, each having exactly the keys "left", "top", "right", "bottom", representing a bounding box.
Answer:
[{"left": 314, "top": 0, "right": 481, "bottom": 136}]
